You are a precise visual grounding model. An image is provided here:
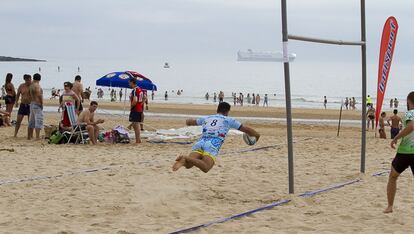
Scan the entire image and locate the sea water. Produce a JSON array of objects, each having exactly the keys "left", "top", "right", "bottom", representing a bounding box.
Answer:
[{"left": 0, "top": 58, "right": 410, "bottom": 111}]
